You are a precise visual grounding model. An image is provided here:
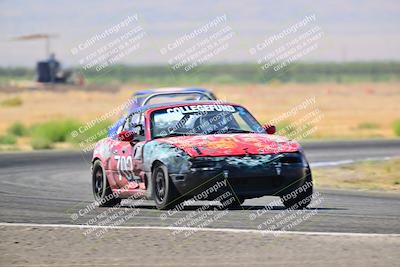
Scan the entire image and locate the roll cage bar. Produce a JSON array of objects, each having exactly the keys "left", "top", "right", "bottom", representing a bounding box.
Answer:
[{"left": 141, "top": 91, "right": 213, "bottom": 107}]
